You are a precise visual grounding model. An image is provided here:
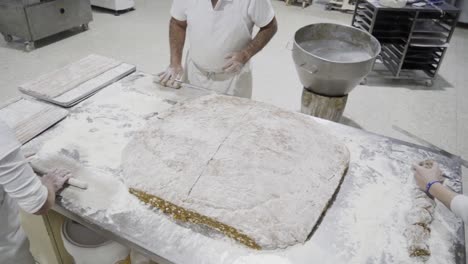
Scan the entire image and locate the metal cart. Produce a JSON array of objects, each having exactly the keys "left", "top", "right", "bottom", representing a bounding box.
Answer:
[
  {"left": 0, "top": 0, "right": 93, "bottom": 51},
  {"left": 352, "top": 0, "right": 460, "bottom": 86}
]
